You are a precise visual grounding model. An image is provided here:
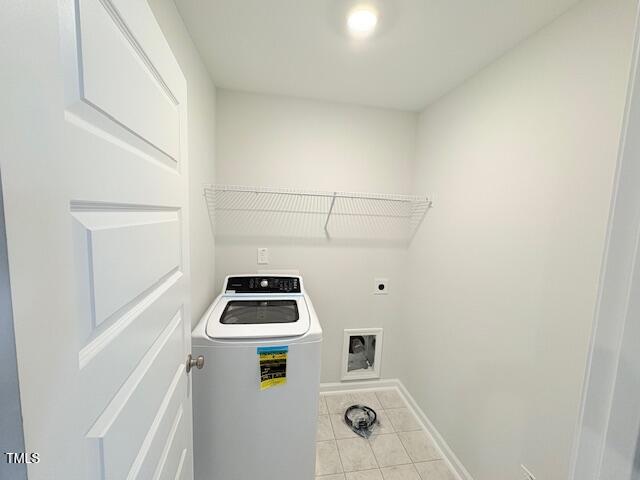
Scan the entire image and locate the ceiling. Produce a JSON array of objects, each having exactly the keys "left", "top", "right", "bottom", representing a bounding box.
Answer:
[{"left": 175, "top": 0, "right": 581, "bottom": 111}]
